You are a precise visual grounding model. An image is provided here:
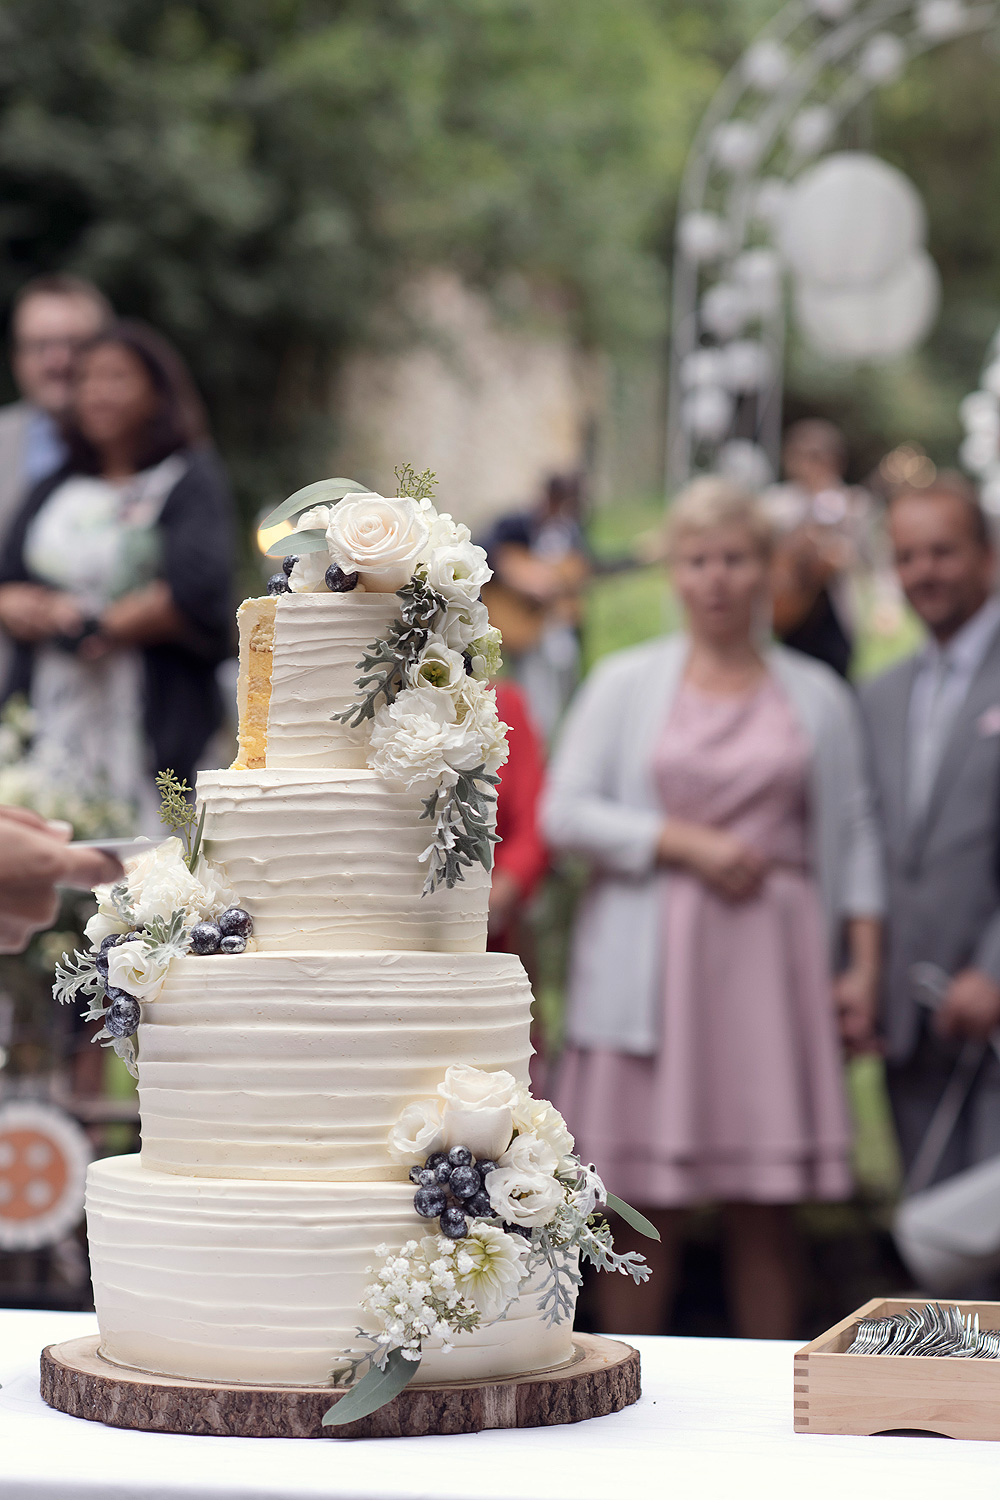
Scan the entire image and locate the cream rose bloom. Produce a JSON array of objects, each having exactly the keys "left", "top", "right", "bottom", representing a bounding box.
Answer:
[
  {"left": 286, "top": 505, "right": 337, "bottom": 593},
  {"left": 510, "top": 1088, "right": 575, "bottom": 1159},
  {"left": 327, "top": 494, "right": 429, "bottom": 592},
  {"left": 485, "top": 1166, "right": 564, "bottom": 1228},
  {"left": 406, "top": 641, "right": 468, "bottom": 693},
  {"left": 369, "top": 687, "right": 485, "bottom": 792},
  {"left": 422, "top": 541, "right": 491, "bottom": 606},
  {"left": 438, "top": 1065, "right": 518, "bottom": 1160},
  {"left": 438, "top": 1065, "right": 519, "bottom": 1111},
  {"left": 449, "top": 1224, "right": 528, "bottom": 1318},
  {"left": 84, "top": 907, "right": 130, "bottom": 949},
  {"left": 105, "top": 940, "right": 169, "bottom": 1002},
  {"left": 387, "top": 1098, "right": 445, "bottom": 1164},
  {"left": 499, "top": 1131, "right": 558, "bottom": 1177}
]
